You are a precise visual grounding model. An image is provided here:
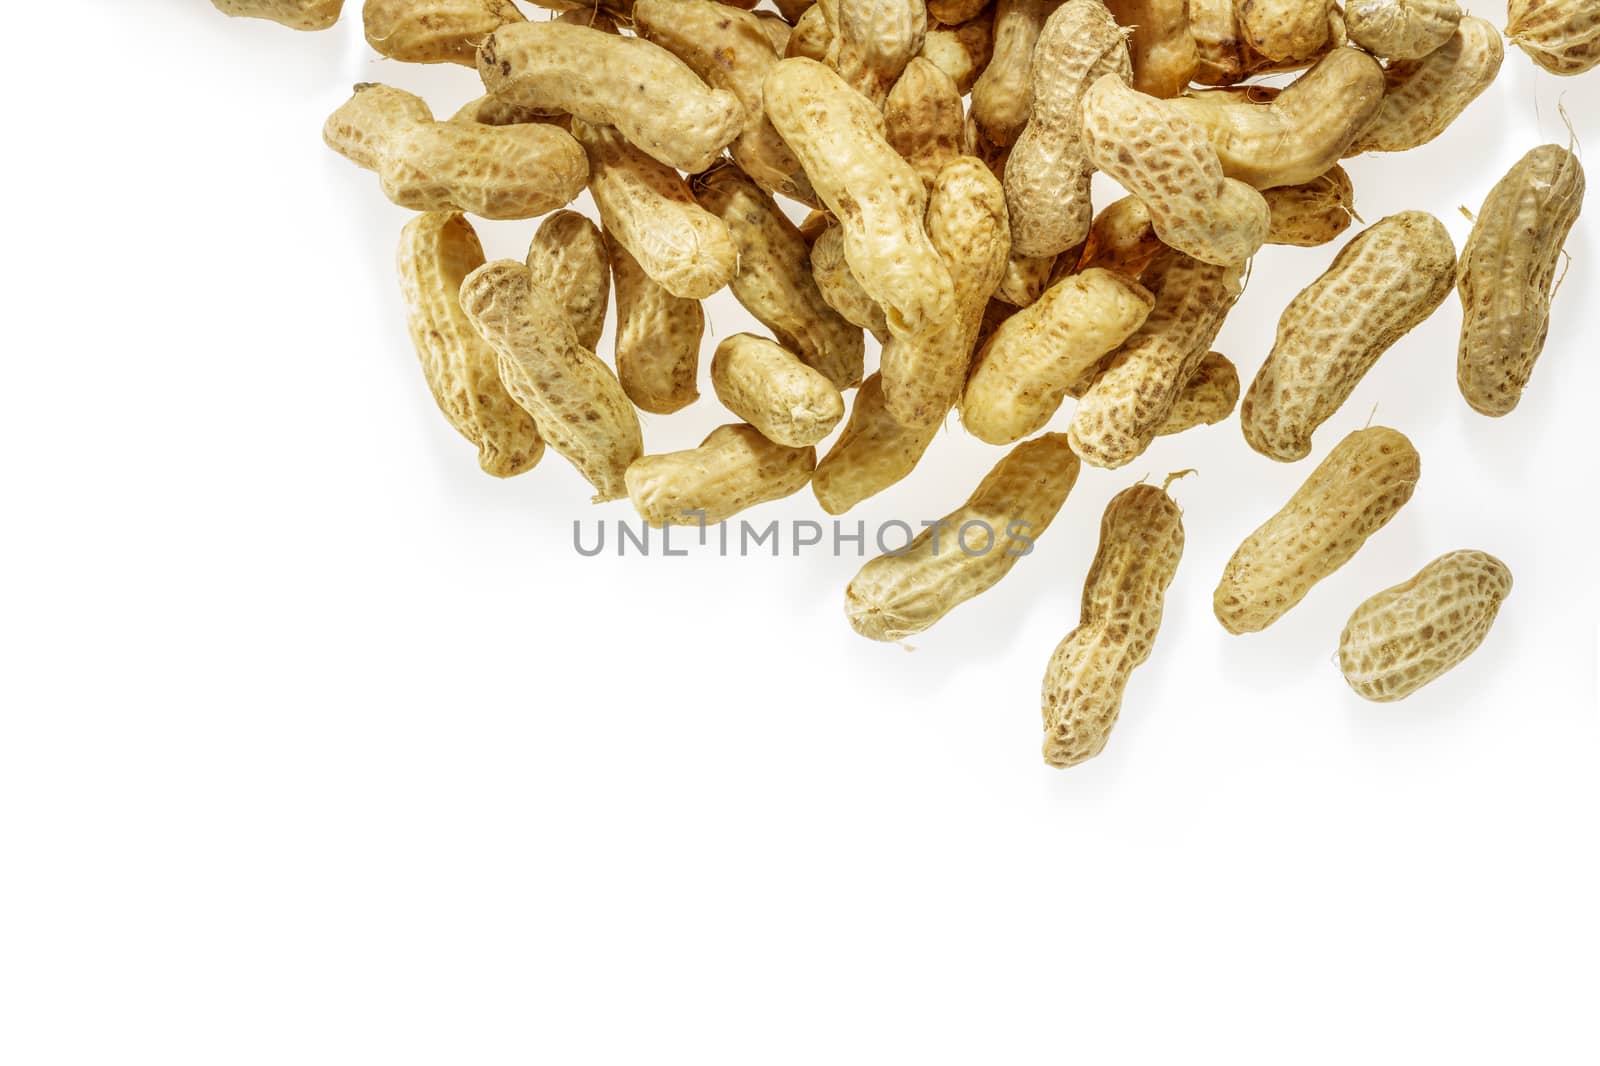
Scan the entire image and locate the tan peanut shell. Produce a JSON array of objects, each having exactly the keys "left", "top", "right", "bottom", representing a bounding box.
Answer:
[
  {"left": 995, "top": 253, "right": 1060, "bottom": 307},
  {"left": 212, "top": 0, "right": 343, "bottom": 28},
  {"left": 572, "top": 119, "right": 738, "bottom": 300},
  {"left": 1070, "top": 249, "right": 1245, "bottom": 468},
  {"left": 625, "top": 424, "right": 817, "bottom": 527},
  {"left": 1188, "top": 0, "right": 1270, "bottom": 85},
  {"left": 1214, "top": 426, "right": 1421, "bottom": 634},
  {"left": 1105, "top": 0, "right": 1198, "bottom": 97},
  {"left": 1235, "top": 0, "right": 1334, "bottom": 63},
  {"left": 1262, "top": 166, "right": 1356, "bottom": 247},
  {"left": 525, "top": 210, "right": 610, "bottom": 353},
  {"left": 1457, "top": 145, "right": 1585, "bottom": 417},
  {"left": 478, "top": 22, "right": 744, "bottom": 174},
  {"left": 834, "top": 0, "right": 929, "bottom": 105},
  {"left": 1339, "top": 551, "right": 1513, "bottom": 702},
  {"left": 1508, "top": 0, "right": 1600, "bottom": 76},
  {"left": 1166, "top": 49, "right": 1385, "bottom": 190},
  {"left": 1242, "top": 211, "right": 1456, "bottom": 462},
  {"left": 362, "top": 0, "right": 523, "bottom": 66},
  {"left": 920, "top": 16, "right": 995, "bottom": 94},
  {"left": 1081, "top": 75, "right": 1270, "bottom": 267},
  {"left": 1155, "top": 352, "right": 1239, "bottom": 434},
  {"left": 885, "top": 59, "right": 967, "bottom": 193},
  {"left": 881, "top": 157, "right": 1012, "bottom": 430},
  {"left": 450, "top": 93, "right": 556, "bottom": 127},
  {"left": 788, "top": 3, "right": 835, "bottom": 61},
  {"left": 606, "top": 234, "right": 702, "bottom": 415},
  {"left": 633, "top": 0, "right": 817, "bottom": 205},
  {"left": 1344, "top": 0, "right": 1461, "bottom": 61},
  {"left": 811, "top": 224, "right": 892, "bottom": 343},
  {"left": 1005, "top": 0, "right": 1132, "bottom": 259},
  {"left": 398, "top": 213, "right": 543, "bottom": 478},
  {"left": 711, "top": 334, "right": 846, "bottom": 447},
  {"left": 812, "top": 373, "right": 941, "bottom": 514},
  {"left": 754, "top": 11, "right": 793, "bottom": 55},
  {"left": 765, "top": 58, "right": 956, "bottom": 341},
  {"left": 1074, "top": 196, "right": 1163, "bottom": 277},
  {"left": 323, "top": 84, "right": 588, "bottom": 220},
  {"left": 972, "top": 0, "right": 1062, "bottom": 147},
  {"left": 962, "top": 268, "right": 1154, "bottom": 445},
  {"left": 695, "top": 166, "right": 866, "bottom": 390},
  {"left": 460, "top": 261, "right": 643, "bottom": 501},
  {"left": 930, "top": 0, "right": 992, "bottom": 23},
  {"left": 845, "top": 434, "right": 1081, "bottom": 641},
  {"left": 1348, "top": 18, "right": 1504, "bottom": 155},
  {"left": 1041, "top": 480, "right": 1185, "bottom": 768}
]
